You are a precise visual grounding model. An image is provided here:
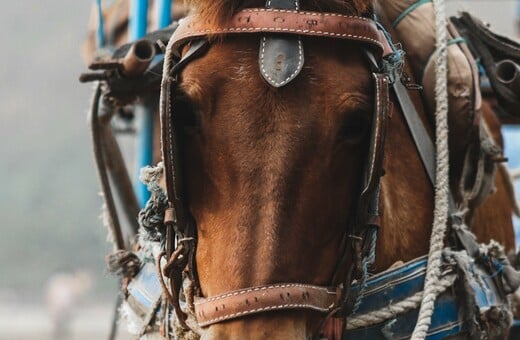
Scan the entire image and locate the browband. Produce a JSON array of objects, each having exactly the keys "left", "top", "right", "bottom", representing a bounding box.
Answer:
[{"left": 171, "top": 8, "right": 387, "bottom": 56}]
